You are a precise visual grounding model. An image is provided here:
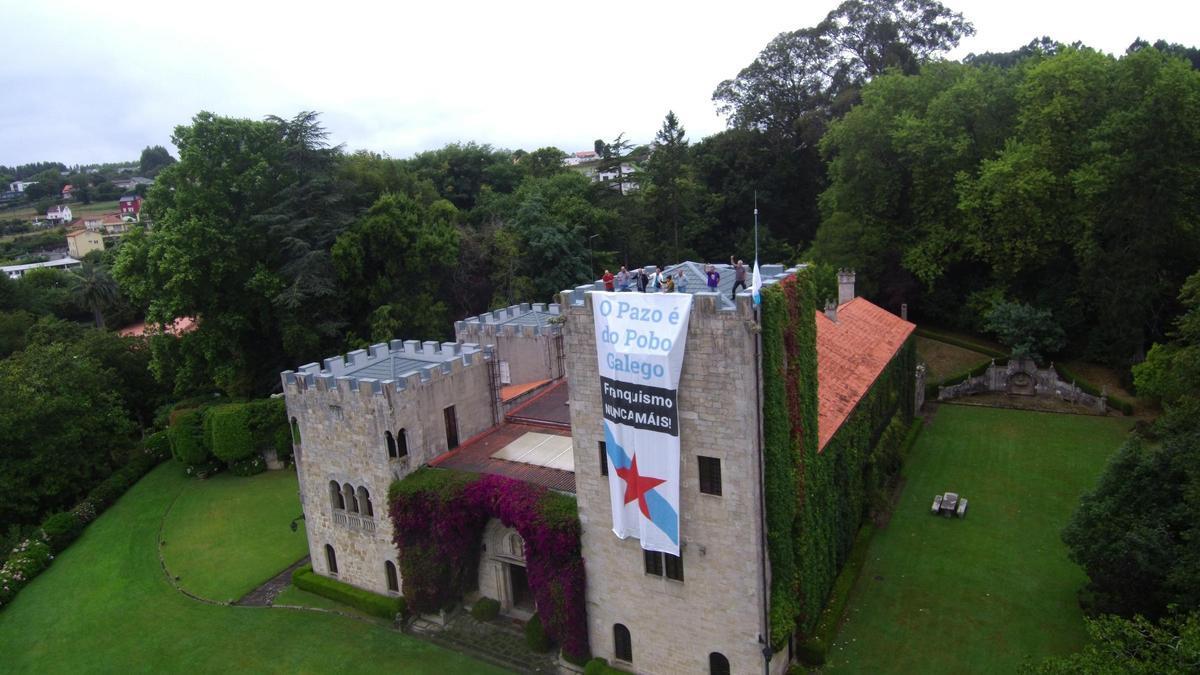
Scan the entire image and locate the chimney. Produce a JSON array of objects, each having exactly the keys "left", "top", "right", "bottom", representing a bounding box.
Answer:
[
  {"left": 837, "top": 269, "right": 856, "bottom": 306},
  {"left": 901, "top": 303, "right": 908, "bottom": 321},
  {"left": 824, "top": 300, "right": 838, "bottom": 322}
]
